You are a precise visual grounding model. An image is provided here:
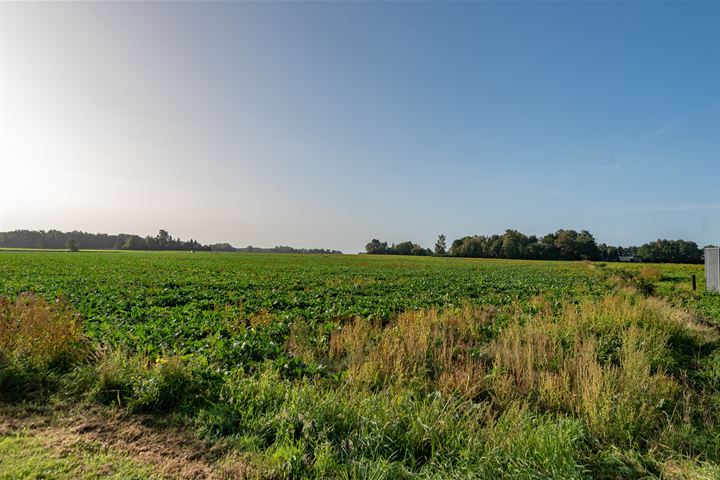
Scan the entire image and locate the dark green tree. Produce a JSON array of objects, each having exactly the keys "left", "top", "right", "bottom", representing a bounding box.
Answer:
[
  {"left": 434, "top": 234, "right": 447, "bottom": 256},
  {"left": 501, "top": 229, "right": 526, "bottom": 259},
  {"left": 66, "top": 238, "right": 79, "bottom": 252},
  {"left": 392, "top": 241, "right": 415, "bottom": 256},
  {"left": 365, "top": 239, "right": 389, "bottom": 254},
  {"left": 123, "top": 235, "right": 146, "bottom": 250}
]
